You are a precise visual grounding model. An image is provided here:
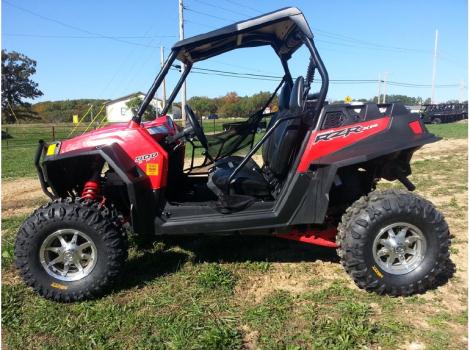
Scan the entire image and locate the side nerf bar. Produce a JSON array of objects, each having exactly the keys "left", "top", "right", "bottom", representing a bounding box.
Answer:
[{"left": 35, "top": 140, "right": 55, "bottom": 199}]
